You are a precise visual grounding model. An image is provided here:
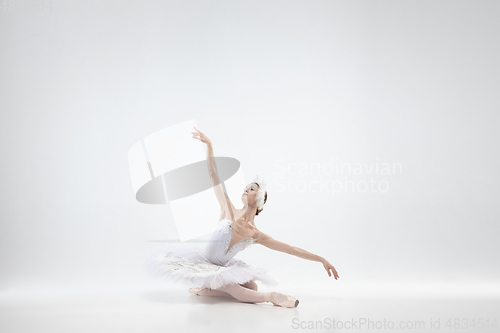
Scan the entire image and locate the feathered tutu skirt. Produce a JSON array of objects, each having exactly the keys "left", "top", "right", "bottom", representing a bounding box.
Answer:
[{"left": 145, "top": 247, "right": 279, "bottom": 290}]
